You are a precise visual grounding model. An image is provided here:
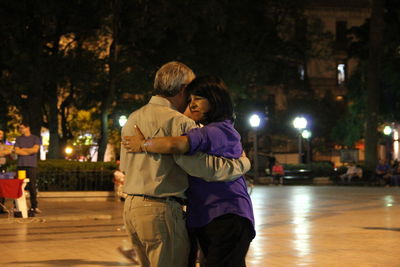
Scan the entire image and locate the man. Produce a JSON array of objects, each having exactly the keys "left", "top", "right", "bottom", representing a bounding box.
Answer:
[
  {"left": 14, "top": 122, "right": 41, "bottom": 214},
  {"left": 374, "top": 159, "right": 391, "bottom": 186},
  {"left": 120, "top": 61, "right": 250, "bottom": 267}
]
